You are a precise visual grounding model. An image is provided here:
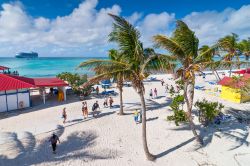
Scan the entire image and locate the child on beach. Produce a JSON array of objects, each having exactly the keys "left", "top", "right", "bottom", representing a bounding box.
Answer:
[
  {"left": 62, "top": 108, "right": 67, "bottom": 124},
  {"left": 154, "top": 88, "right": 158, "bottom": 98},
  {"left": 133, "top": 109, "right": 142, "bottom": 124},
  {"left": 103, "top": 97, "right": 108, "bottom": 108},
  {"left": 161, "top": 79, "right": 165, "bottom": 86},
  {"left": 82, "top": 101, "right": 88, "bottom": 119},
  {"left": 134, "top": 109, "right": 139, "bottom": 124},
  {"left": 96, "top": 86, "right": 99, "bottom": 95},
  {"left": 92, "top": 101, "right": 100, "bottom": 118},
  {"left": 109, "top": 96, "right": 114, "bottom": 108},
  {"left": 49, "top": 133, "right": 60, "bottom": 154}
]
